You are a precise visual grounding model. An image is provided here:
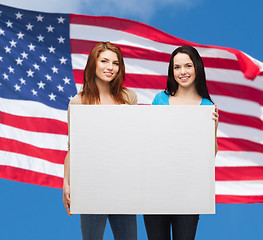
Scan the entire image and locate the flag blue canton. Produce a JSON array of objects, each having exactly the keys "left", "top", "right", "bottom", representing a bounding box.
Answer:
[{"left": 0, "top": 4, "right": 77, "bottom": 110}]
